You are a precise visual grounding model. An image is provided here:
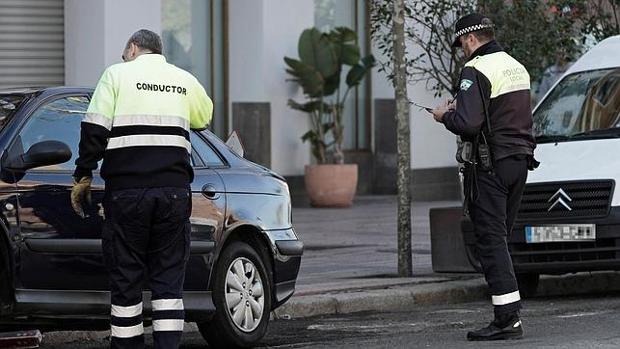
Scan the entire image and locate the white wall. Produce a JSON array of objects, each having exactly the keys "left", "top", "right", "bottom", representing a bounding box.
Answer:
[
  {"left": 263, "top": 0, "right": 314, "bottom": 176},
  {"left": 64, "top": 0, "right": 105, "bottom": 86},
  {"left": 227, "top": 0, "right": 266, "bottom": 102},
  {"left": 408, "top": 82, "right": 459, "bottom": 170},
  {"left": 228, "top": 0, "right": 313, "bottom": 176},
  {"left": 64, "top": 0, "right": 162, "bottom": 86}
]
